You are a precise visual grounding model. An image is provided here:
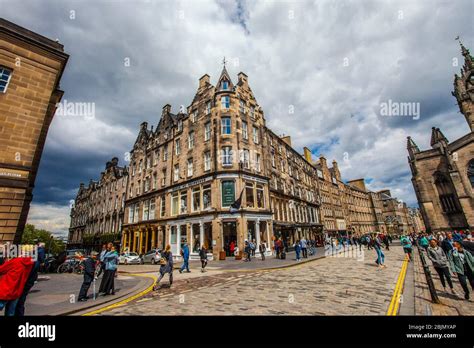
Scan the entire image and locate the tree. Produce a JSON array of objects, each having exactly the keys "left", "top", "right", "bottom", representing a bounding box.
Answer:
[{"left": 22, "top": 224, "right": 66, "bottom": 255}]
